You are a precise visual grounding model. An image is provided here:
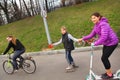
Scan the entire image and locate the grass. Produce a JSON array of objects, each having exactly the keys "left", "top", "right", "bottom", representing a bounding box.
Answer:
[{"left": 0, "top": 0, "right": 120, "bottom": 53}]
